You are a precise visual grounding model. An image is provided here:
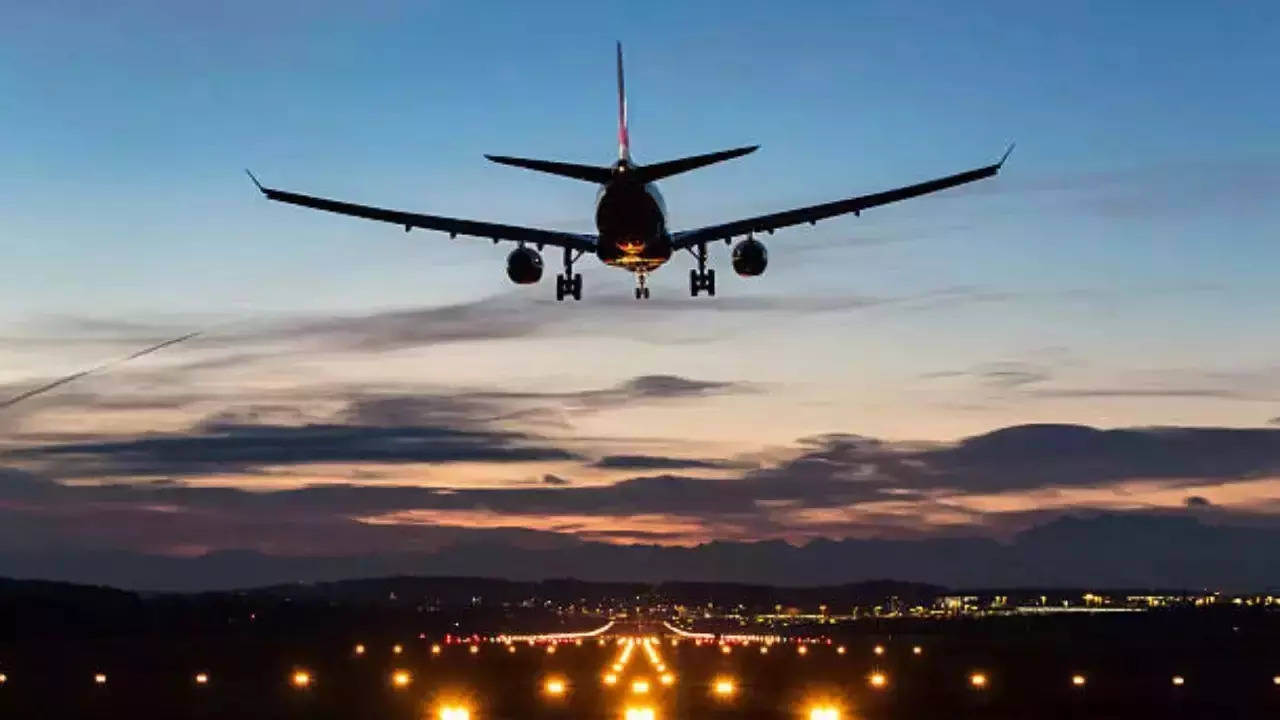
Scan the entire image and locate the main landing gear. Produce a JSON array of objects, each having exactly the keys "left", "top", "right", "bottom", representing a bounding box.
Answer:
[
  {"left": 634, "top": 272, "right": 650, "bottom": 300},
  {"left": 690, "top": 242, "right": 715, "bottom": 297},
  {"left": 556, "top": 247, "right": 582, "bottom": 301}
]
